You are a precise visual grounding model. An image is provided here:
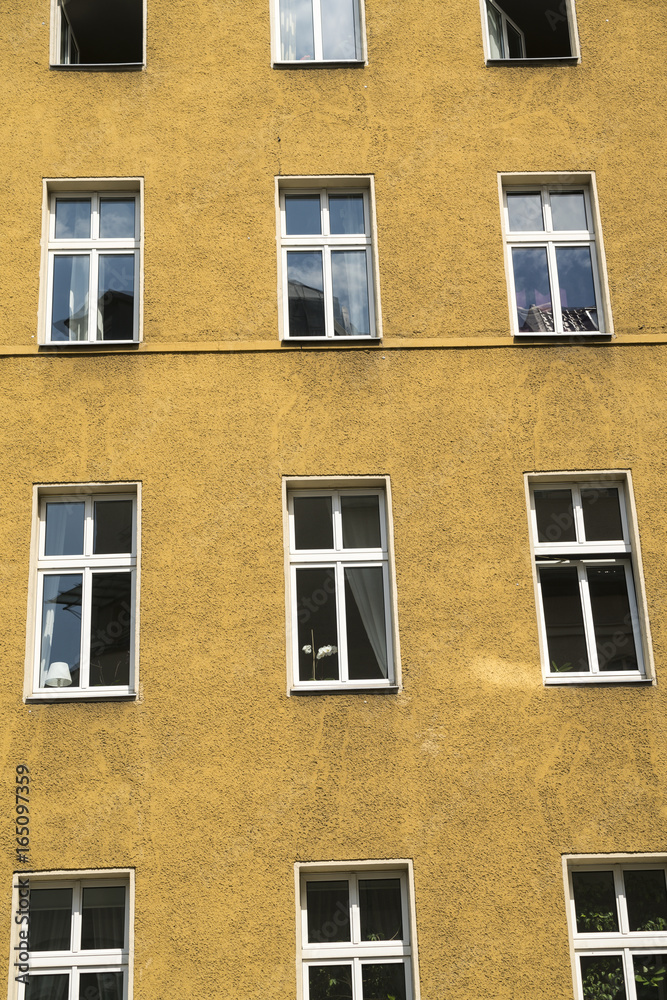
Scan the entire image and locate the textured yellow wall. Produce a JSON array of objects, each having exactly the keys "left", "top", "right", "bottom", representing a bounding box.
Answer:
[{"left": 1, "top": 1, "right": 667, "bottom": 998}]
